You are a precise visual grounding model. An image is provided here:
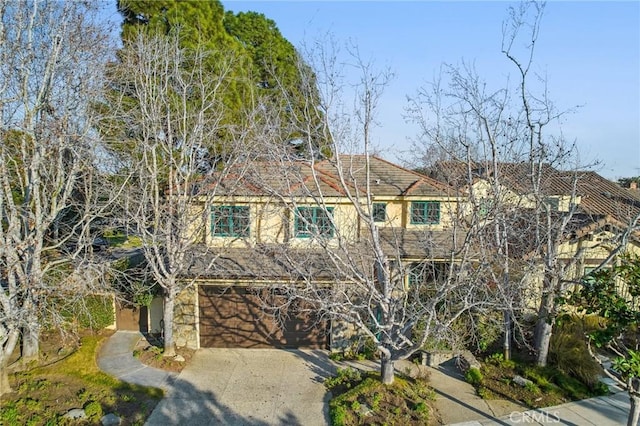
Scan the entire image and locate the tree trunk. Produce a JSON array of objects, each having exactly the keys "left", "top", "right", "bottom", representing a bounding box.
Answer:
[
  {"left": 0, "top": 360, "right": 11, "bottom": 396},
  {"left": 0, "top": 330, "right": 20, "bottom": 396},
  {"left": 21, "top": 324, "right": 40, "bottom": 362},
  {"left": 162, "top": 290, "right": 176, "bottom": 357},
  {"left": 380, "top": 353, "right": 395, "bottom": 385},
  {"left": 628, "top": 378, "right": 640, "bottom": 426},
  {"left": 503, "top": 310, "right": 512, "bottom": 361},
  {"left": 534, "top": 293, "right": 555, "bottom": 367}
]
